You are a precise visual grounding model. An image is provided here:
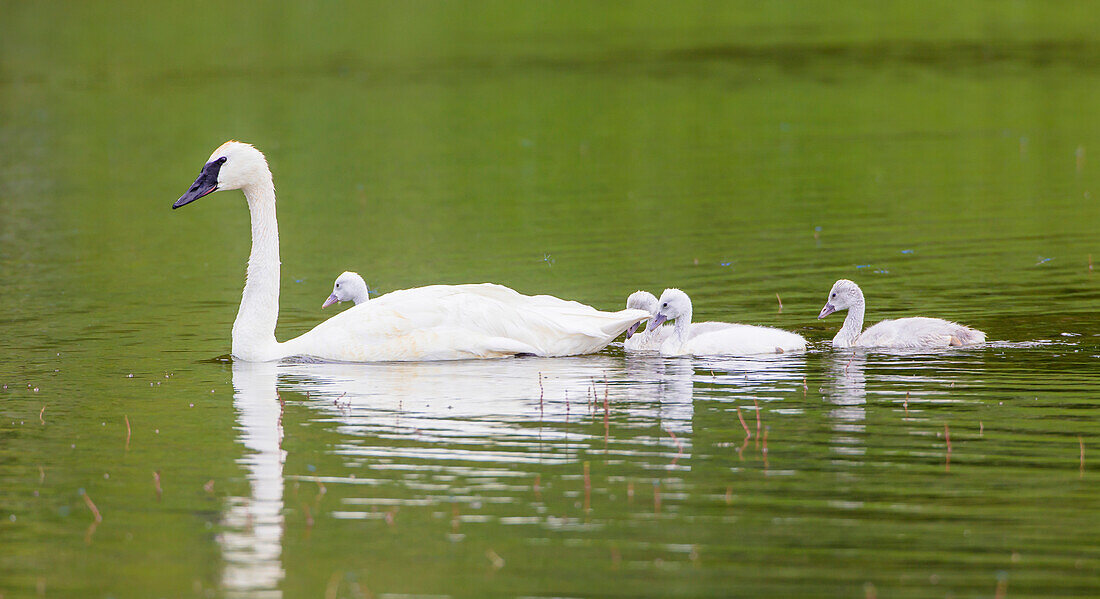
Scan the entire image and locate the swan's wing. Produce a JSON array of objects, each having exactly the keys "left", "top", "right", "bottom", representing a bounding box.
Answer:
[
  {"left": 859, "top": 317, "right": 986, "bottom": 348},
  {"left": 418, "top": 285, "right": 649, "bottom": 354},
  {"left": 284, "top": 284, "right": 648, "bottom": 361}
]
